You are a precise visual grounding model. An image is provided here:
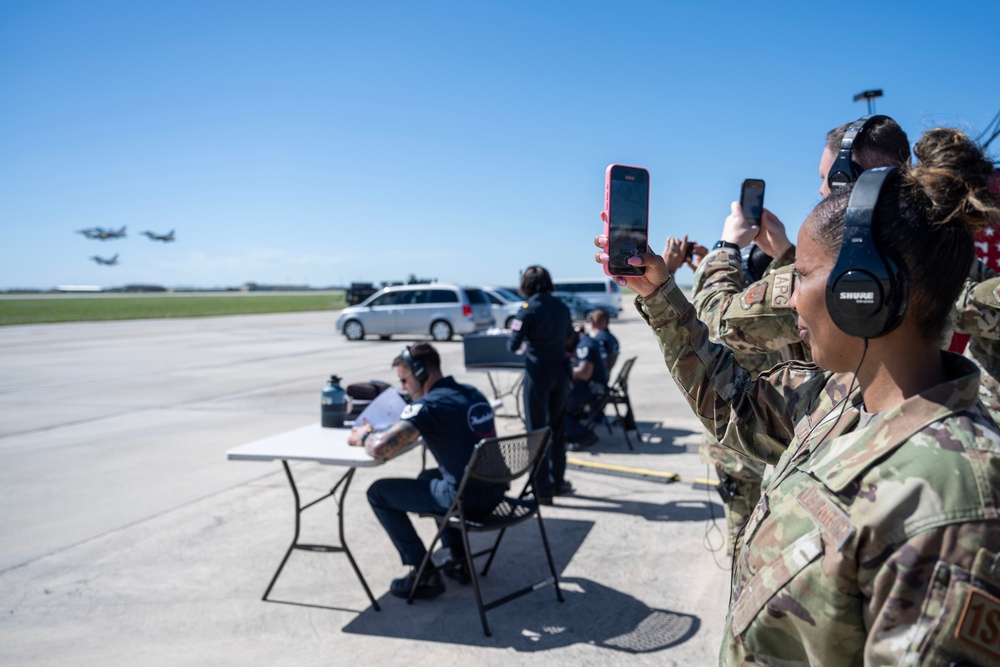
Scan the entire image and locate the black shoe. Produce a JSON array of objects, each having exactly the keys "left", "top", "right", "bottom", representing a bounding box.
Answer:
[
  {"left": 555, "top": 480, "right": 574, "bottom": 496},
  {"left": 440, "top": 557, "right": 471, "bottom": 585},
  {"left": 389, "top": 567, "right": 445, "bottom": 599},
  {"left": 535, "top": 495, "right": 553, "bottom": 506},
  {"left": 566, "top": 441, "right": 581, "bottom": 452}
]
